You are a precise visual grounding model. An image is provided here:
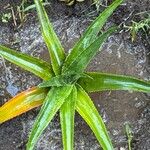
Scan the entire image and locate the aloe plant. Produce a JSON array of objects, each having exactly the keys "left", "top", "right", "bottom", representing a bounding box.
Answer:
[{"left": 0, "top": 0, "right": 150, "bottom": 149}]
